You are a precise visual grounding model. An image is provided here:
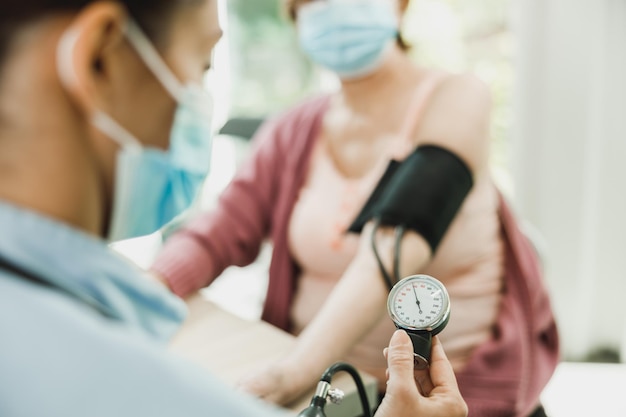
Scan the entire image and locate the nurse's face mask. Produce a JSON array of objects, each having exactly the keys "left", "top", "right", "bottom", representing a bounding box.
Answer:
[{"left": 62, "top": 20, "right": 214, "bottom": 241}]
